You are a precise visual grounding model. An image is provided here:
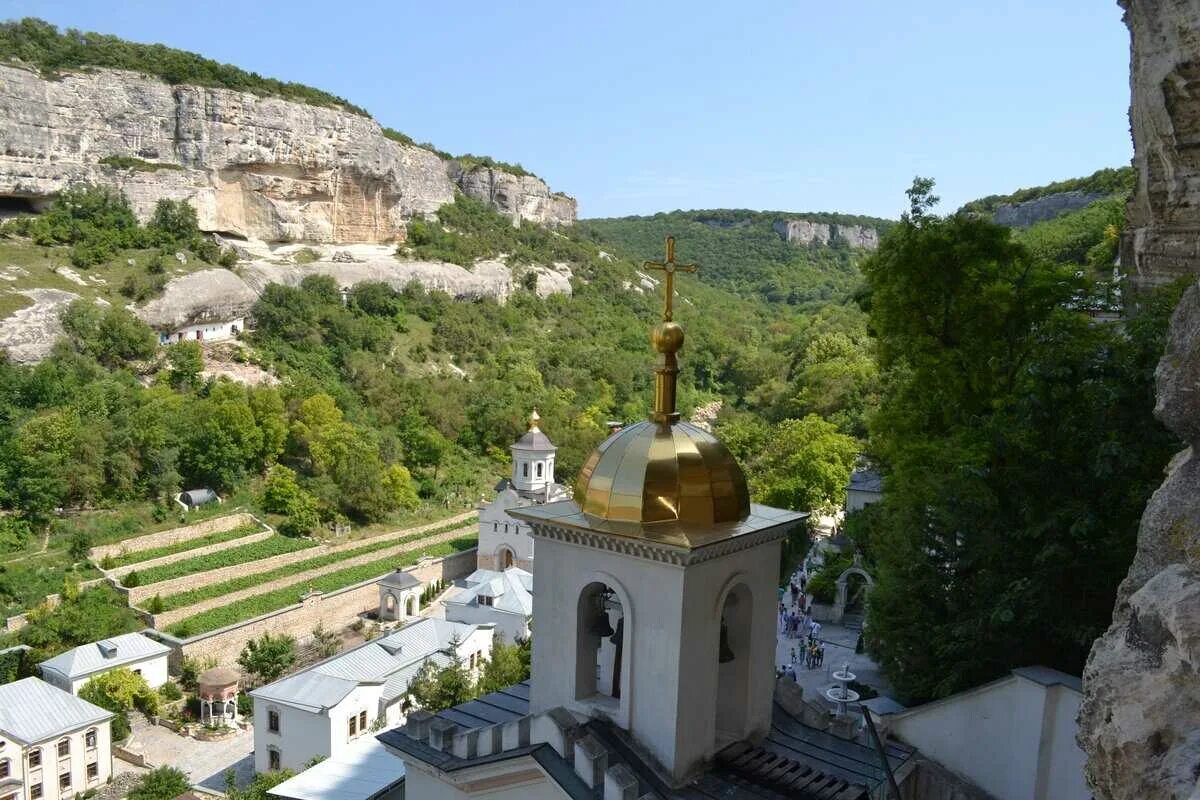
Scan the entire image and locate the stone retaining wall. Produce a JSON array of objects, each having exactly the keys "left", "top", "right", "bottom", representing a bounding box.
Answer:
[
  {"left": 162, "top": 547, "right": 477, "bottom": 669},
  {"left": 109, "top": 529, "right": 273, "bottom": 580},
  {"left": 4, "top": 577, "right": 107, "bottom": 633},
  {"left": 148, "top": 525, "right": 475, "bottom": 628},
  {"left": 91, "top": 512, "right": 259, "bottom": 561},
  {"left": 126, "top": 512, "right": 476, "bottom": 607}
]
